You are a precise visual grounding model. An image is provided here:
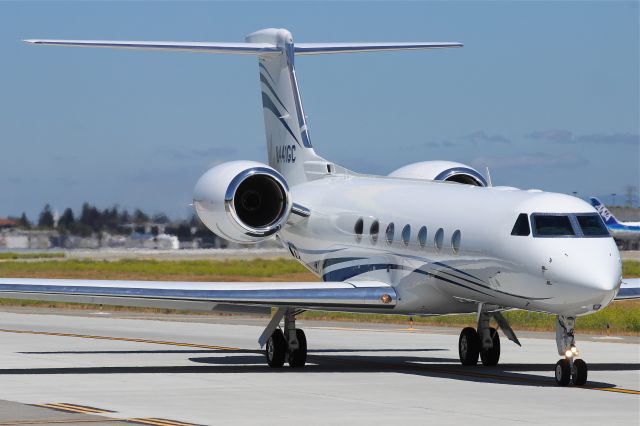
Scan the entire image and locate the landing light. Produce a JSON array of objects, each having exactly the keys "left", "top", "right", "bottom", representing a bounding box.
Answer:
[
  {"left": 571, "top": 347, "right": 579, "bottom": 356},
  {"left": 380, "top": 294, "right": 392, "bottom": 304},
  {"left": 565, "top": 350, "right": 574, "bottom": 358}
]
